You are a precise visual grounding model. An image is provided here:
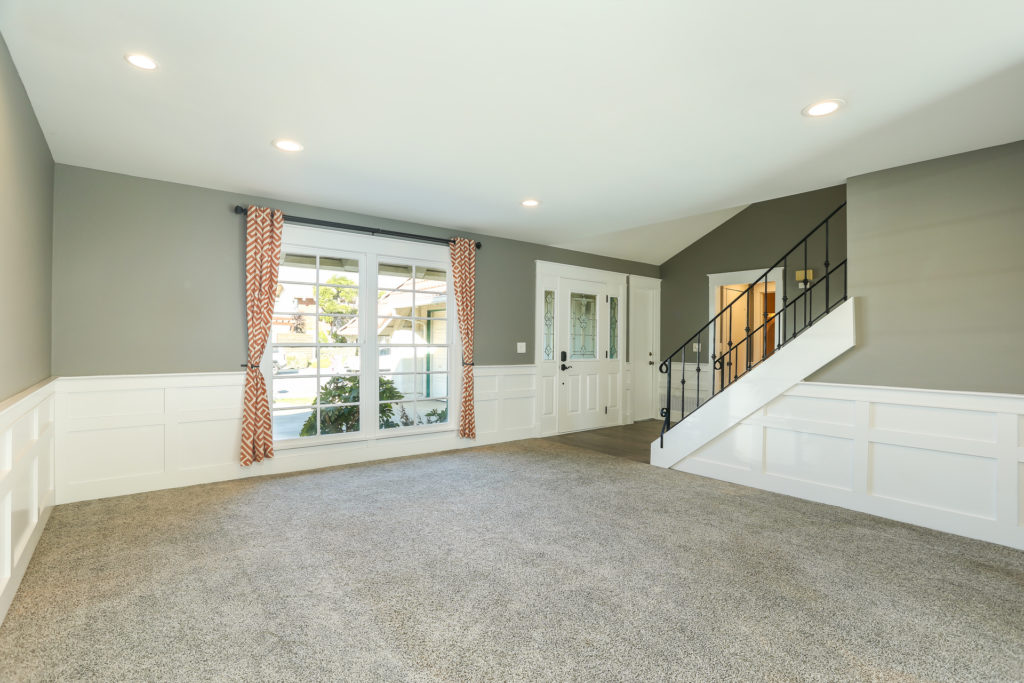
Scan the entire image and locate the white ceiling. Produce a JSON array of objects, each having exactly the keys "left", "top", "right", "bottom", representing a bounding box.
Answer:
[
  {"left": 2, "top": 1, "right": 1024, "bottom": 264},
  {"left": 553, "top": 205, "right": 748, "bottom": 265}
]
